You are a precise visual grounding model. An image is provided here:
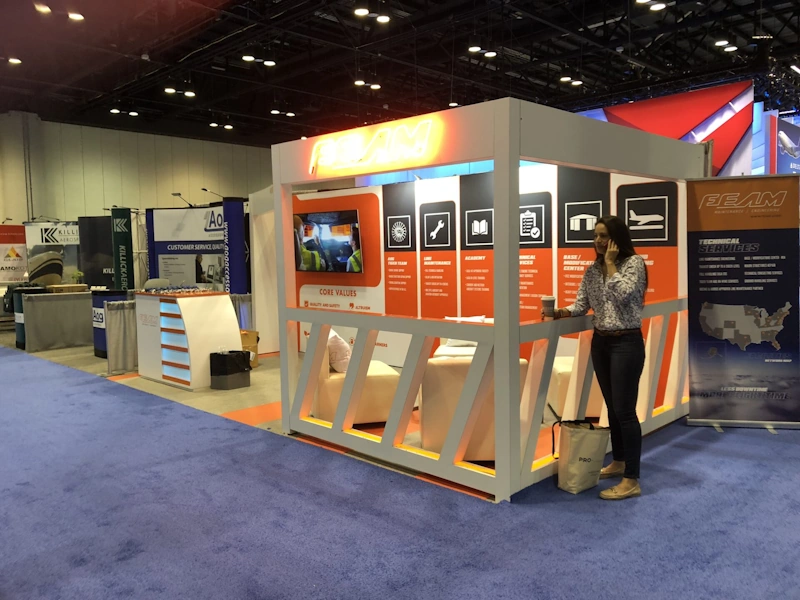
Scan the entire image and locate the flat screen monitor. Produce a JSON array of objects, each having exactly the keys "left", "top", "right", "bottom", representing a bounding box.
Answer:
[{"left": 293, "top": 210, "right": 362, "bottom": 273}]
